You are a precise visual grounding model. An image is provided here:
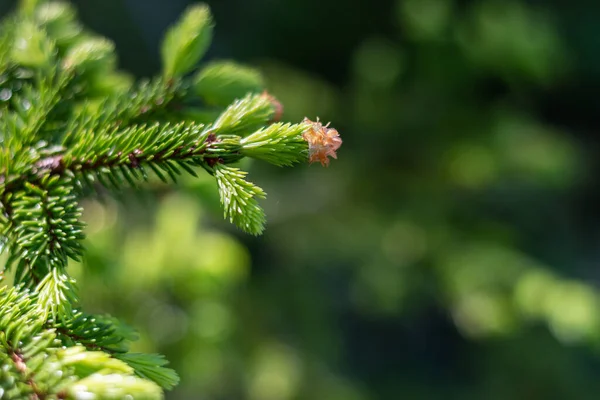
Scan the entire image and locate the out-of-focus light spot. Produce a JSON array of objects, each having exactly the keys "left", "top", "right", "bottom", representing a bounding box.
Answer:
[
  {"left": 398, "top": 0, "right": 453, "bottom": 40},
  {"left": 81, "top": 199, "right": 117, "bottom": 235},
  {"left": 314, "top": 373, "right": 367, "bottom": 400},
  {"left": 249, "top": 343, "right": 302, "bottom": 400},
  {"left": 352, "top": 262, "right": 406, "bottom": 315},
  {"left": 0, "top": 88, "right": 12, "bottom": 101},
  {"left": 182, "top": 346, "right": 224, "bottom": 388},
  {"left": 514, "top": 269, "right": 600, "bottom": 344},
  {"left": 441, "top": 244, "right": 530, "bottom": 296},
  {"left": 146, "top": 302, "right": 189, "bottom": 344},
  {"left": 191, "top": 300, "right": 232, "bottom": 341},
  {"left": 513, "top": 269, "right": 557, "bottom": 317},
  {"left": 67, "top": 258, "right": 84, "bottom": 281},
  {"left": 545, "top": 282, "right": 600, "bottom": 345},
  {"left": 381, "top": 220, "right": 427, "bottom": 264},
  {"left": 352, "top": 37, "right": 403, "bottom": 88},
  {"left": 457, "top": 1, "right": 565, "bottom": 83},
  {"left": 193, "top": 233, "right": 249, "bottom": 284},
  {"left": 351, "top": 87, "right": 397, "bottom": 130},
  {"left": 446, "top": 144, "right": 497, "bottom": 188},
  {"left": 452, "top": 292, "right": 515, "bottom": 337},
  {"left": 493, "top": 115, "right": 579, "bottom": 186},
  {"left": 155, "top": 194, "right": 203, "bottom": 242},
  {"left": 120, "top": 231, "right": 165, "bottom": 287}
]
